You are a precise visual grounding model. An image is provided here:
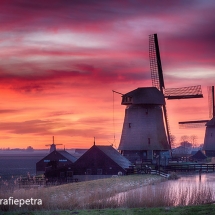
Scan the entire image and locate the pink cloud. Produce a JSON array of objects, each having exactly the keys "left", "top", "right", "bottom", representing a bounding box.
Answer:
[{"left": 0, "top": 1, "right": 214, "bottom": 148}]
